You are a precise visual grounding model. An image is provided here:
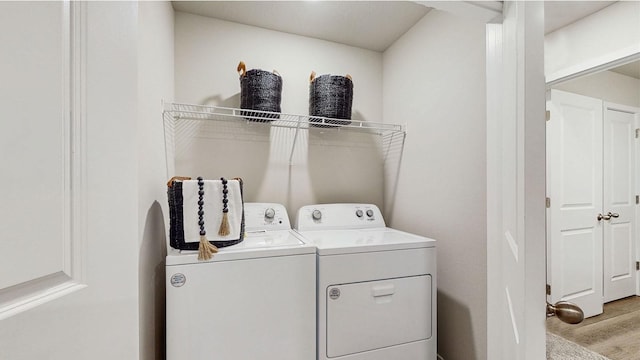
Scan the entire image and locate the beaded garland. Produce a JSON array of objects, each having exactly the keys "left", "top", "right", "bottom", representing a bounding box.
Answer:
[
  {"left": 221, "top": 178, "right": 229, "bottom": 214},
  {"left": 218, "top": 177, "right": 231, "bottom": 236},
  {"left": 196, "top": 176, "right": 219, "bottom": 260},
  {"left": 197, "top": 177, "right": 206, "bottom": 236}
]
